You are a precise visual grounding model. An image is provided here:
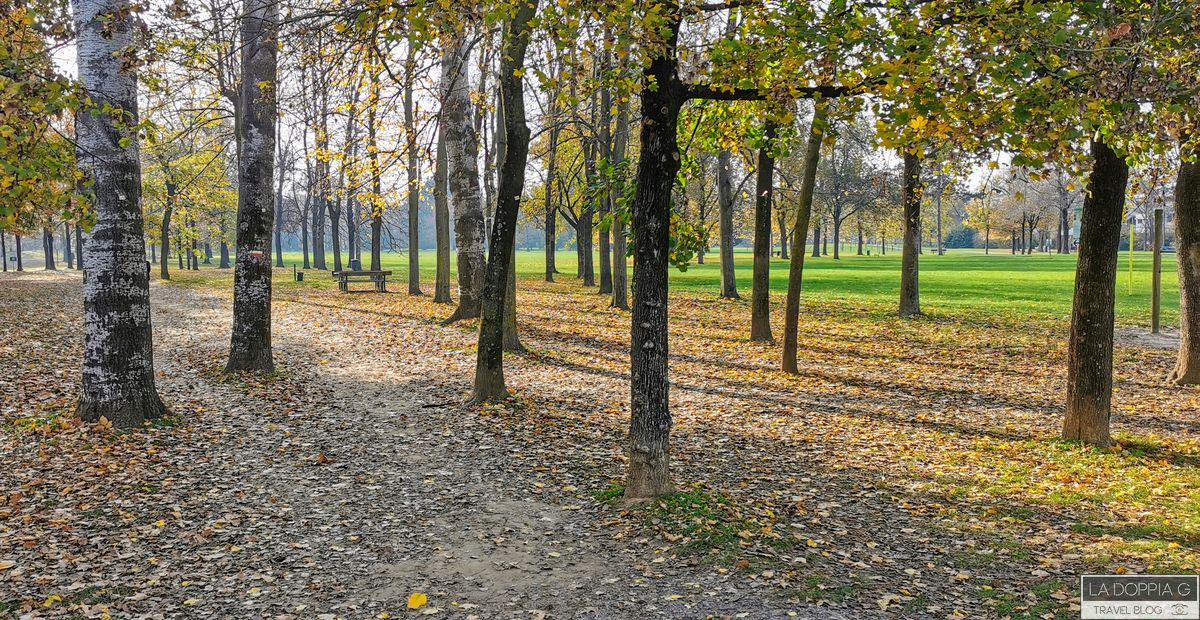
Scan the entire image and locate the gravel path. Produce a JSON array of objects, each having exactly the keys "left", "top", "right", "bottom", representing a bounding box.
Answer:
[{"left": 2, "top": 273, "right": 856, "bottom": 620}]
